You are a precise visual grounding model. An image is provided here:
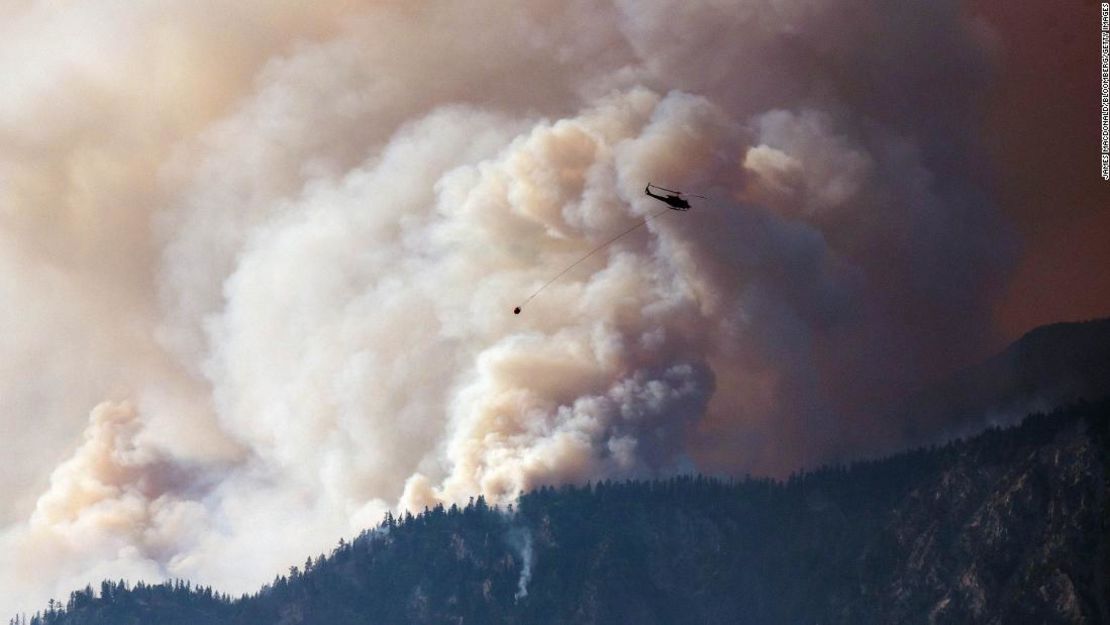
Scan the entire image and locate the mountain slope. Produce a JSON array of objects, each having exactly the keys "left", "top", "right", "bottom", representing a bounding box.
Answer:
[
  {"left": 21, "top": 399, "right": 1110, "bottom": 625},
  {"left": 889, "top": 317, "right": 1110, "bottom": 443}
]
